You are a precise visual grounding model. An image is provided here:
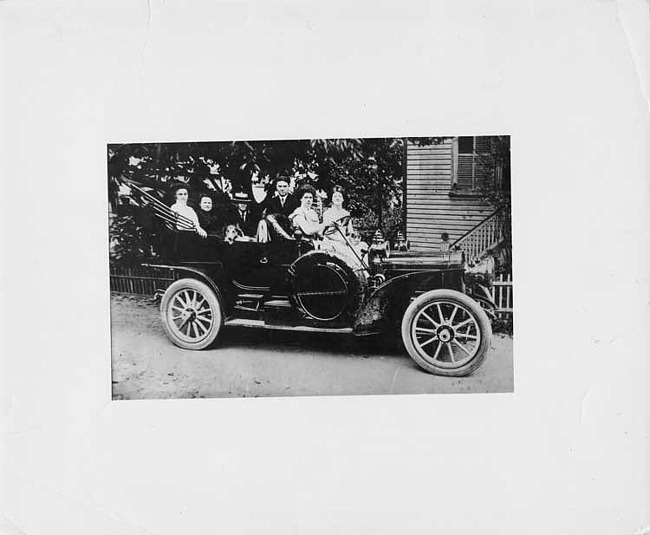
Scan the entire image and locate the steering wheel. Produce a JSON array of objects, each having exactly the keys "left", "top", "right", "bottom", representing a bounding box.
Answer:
[{"left": 325, "top": 214, "right": 350, "bottom": 231}]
